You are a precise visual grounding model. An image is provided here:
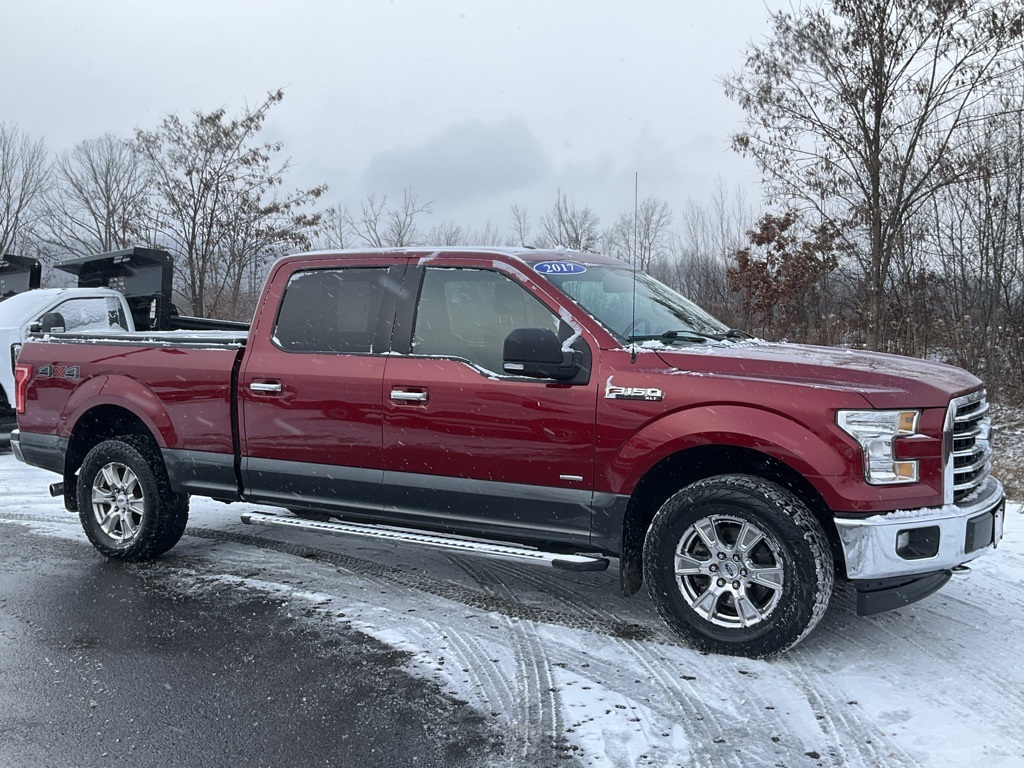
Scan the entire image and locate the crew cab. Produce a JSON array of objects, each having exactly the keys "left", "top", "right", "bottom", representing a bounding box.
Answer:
[{"left": 10, "top": 248, "right": 1006, "bottom": 657}]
